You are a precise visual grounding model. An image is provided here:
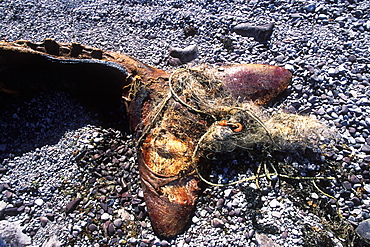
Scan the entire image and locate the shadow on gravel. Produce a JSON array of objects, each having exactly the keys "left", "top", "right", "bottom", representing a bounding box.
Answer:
[
  {"left": 0, "top": 49, "right": 131, "bottom": 162},
  {"left": 0, "top": 91, "right": 129, "bottom": 162}
]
